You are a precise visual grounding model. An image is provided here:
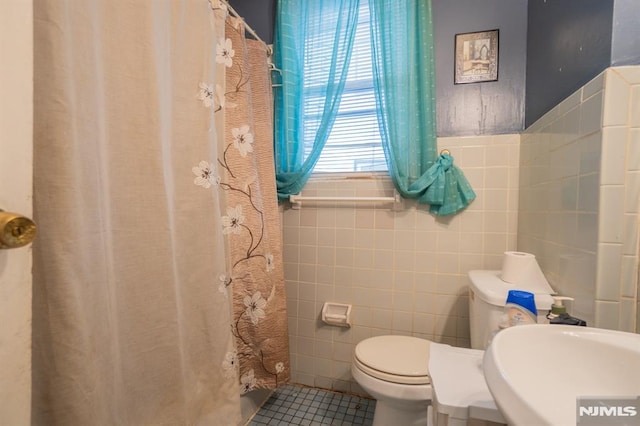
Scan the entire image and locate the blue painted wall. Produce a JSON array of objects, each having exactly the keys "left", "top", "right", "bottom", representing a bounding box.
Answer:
[
  {"left": 228, "top": 0, "right": 276, "bottom": 44},
  {"left": 233, "top": 0, "right": 639, "bottom": 134},
  {"left": 611, "top": 0, "right": 640, "bottom": 66},
  {"left": 432, "top": 0, "right": 528, "bottom": 136},
  {"left": 525, "top": 0, "right": 614, "bottom": 127},
  {"left": 234, "top": 0, "right": 529, "bottom": 137}
]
